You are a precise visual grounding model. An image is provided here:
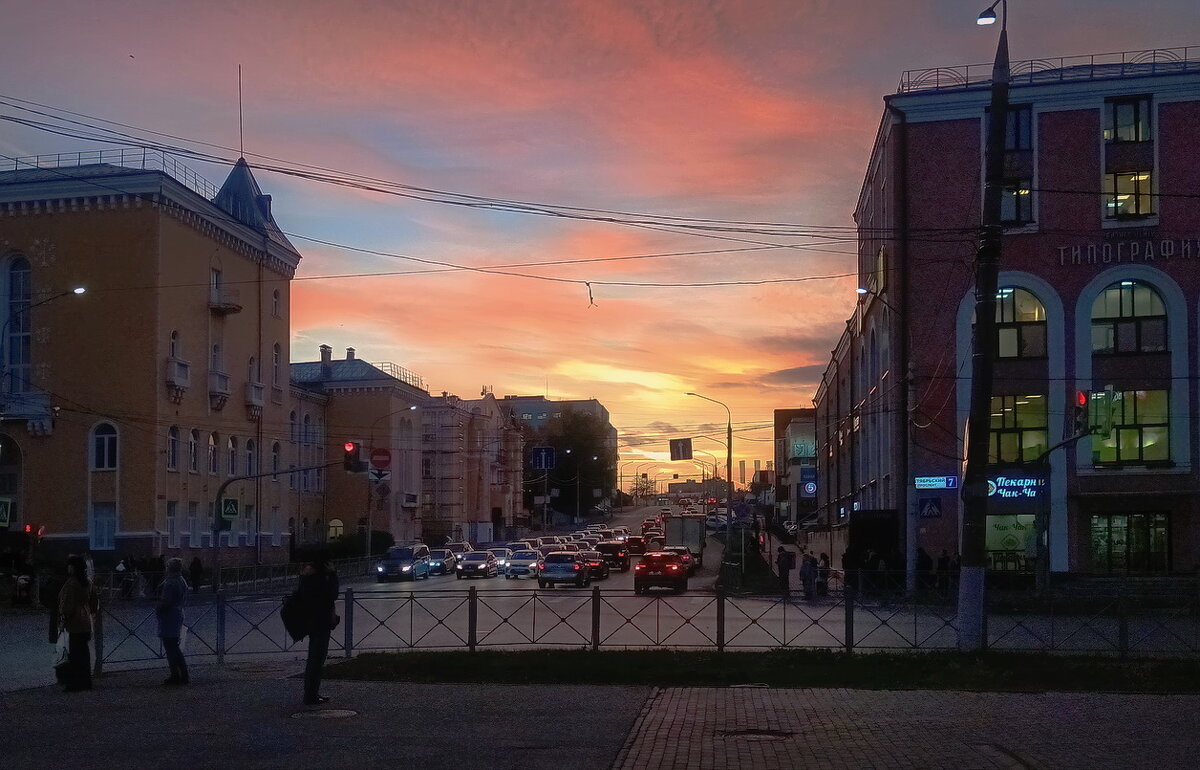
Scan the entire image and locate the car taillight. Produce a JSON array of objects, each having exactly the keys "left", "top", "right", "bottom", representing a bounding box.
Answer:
[
  {"left": 668, "top": 565, "right": 678, "bottom": 571},
  {"left": 635, "top": 564, "right": 646, "bottom": 571},
  {"left": 590, "top": 561, "right": 601, "bottom": 567},
  {"left": 573, "top": 564, "right": 581, "bottom": 571},
  {"left": 536, "top": 562, "right": 544, "bottom": 570},
  {"left": 618, "top": 551, "right": 626, "bottom": 557}
]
